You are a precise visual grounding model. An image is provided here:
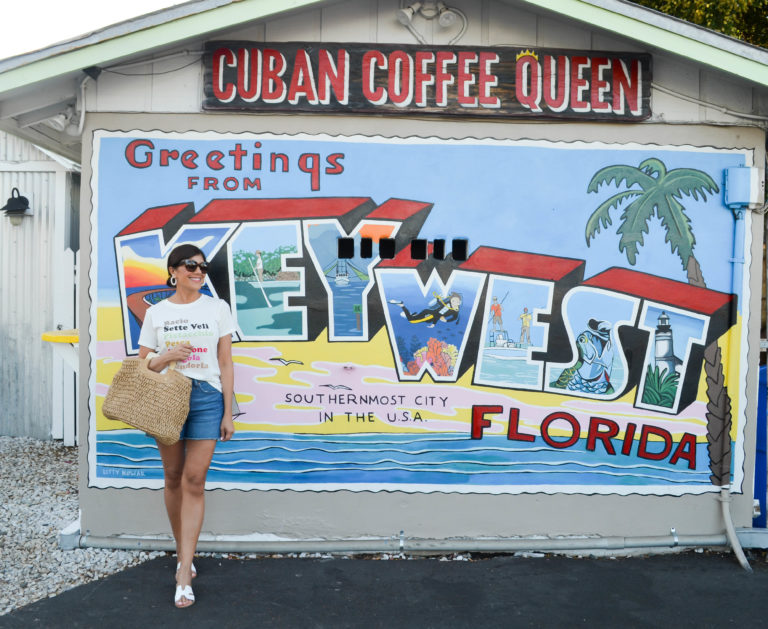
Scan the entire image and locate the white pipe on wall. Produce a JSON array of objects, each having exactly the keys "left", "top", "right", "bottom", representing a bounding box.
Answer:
[
  {"left": 718, "top": 204, "right": 753, "bottom": 573},
  {"left": 76, "top": 532, "right": 729, "bottom": 555},
  {"left": 720, "top": 486, "right": 753, "bottom": 572}
]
